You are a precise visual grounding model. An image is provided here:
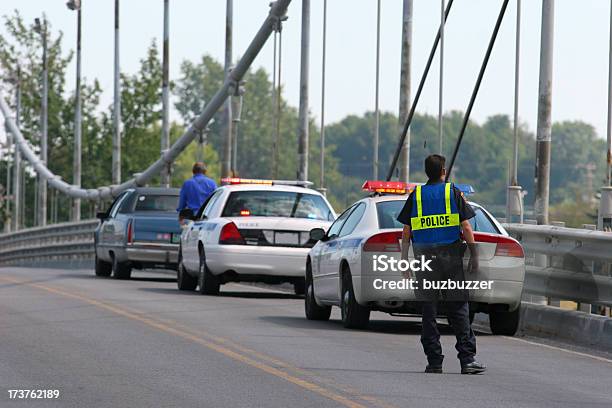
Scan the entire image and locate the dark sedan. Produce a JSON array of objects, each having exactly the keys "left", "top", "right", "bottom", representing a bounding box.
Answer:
[{"left": 94, "top": 188, "right": 182, "bottom": 279}]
